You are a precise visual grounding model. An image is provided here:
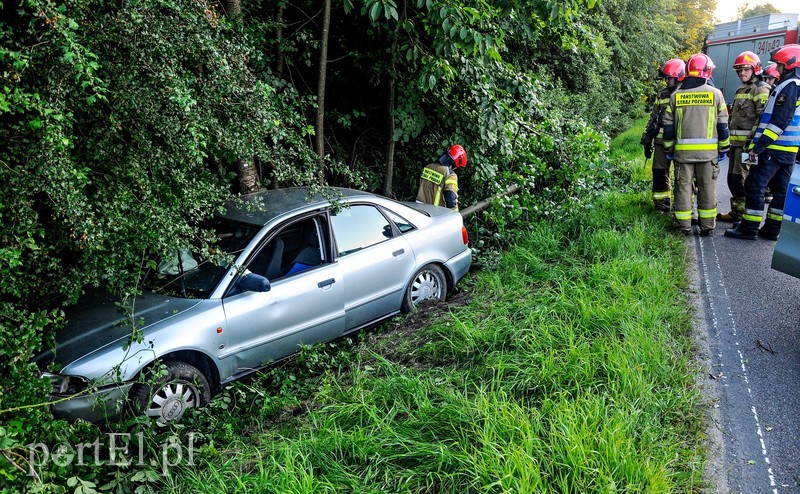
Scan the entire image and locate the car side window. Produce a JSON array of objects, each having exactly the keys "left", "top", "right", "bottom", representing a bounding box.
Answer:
[
  {"left": 247, "top": 216, "right": 328, "bottom": 281},
  {"left": 382, "top": 208, "right": 415, "bottom": 233},
  {"left": 331, "top": 205, "right": 394, "bottom": 256}
]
